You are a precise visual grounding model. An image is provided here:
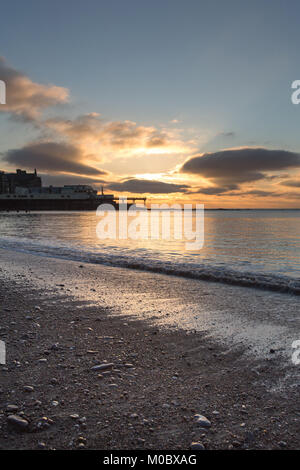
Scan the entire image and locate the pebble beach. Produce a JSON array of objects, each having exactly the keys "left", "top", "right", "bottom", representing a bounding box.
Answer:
[{"left": 0, "top": 249, "right": 299, "bottom": 450}]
